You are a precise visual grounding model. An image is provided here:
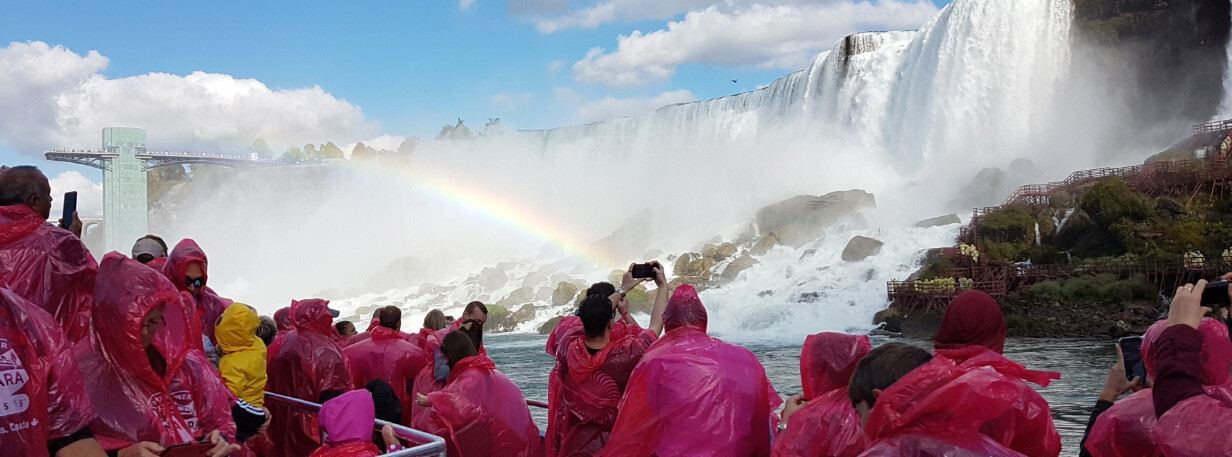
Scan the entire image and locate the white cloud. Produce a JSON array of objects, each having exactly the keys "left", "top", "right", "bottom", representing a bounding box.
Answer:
[
  {"left": 48, "top": 171, "right": 103, "bottom": 218},
  {"left": 534, "top": 0, "right": 714, "bottom": 33},
  {"left": 547, "top": 59, "right": 566, "bottom": 75},
  {"left": 0, "top": 41, "right": 379, "bottom": 155},
  {"left": 571, "top": 1, "right": 939, "bottom": 87},
  {"left": 575, "top": 89, "right": 696, "bottom": 122},
  {"left": 460, "top": 0, "right": 477, "bottom": 11},
  {"left": 490, "top": 92, "right": 534, "bottom": 110}
]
